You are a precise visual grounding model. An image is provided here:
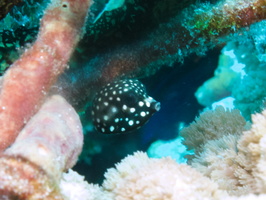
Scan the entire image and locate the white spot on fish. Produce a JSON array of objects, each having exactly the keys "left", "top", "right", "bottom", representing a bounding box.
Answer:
[
  {"left": 112, "top": 107, "right": 118, "bottom": 113},
  {"left": 140, "top": 111, "right": 146, "bottom": 117},
  {"left": 110, "top": 126, "right": 115, "bottom": 132},
  {"left": 130, "top": 108, "right": 135, "bottom": 113},
  {"left": 128, "top": 120, "right": 134, "bottom": 126}
]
